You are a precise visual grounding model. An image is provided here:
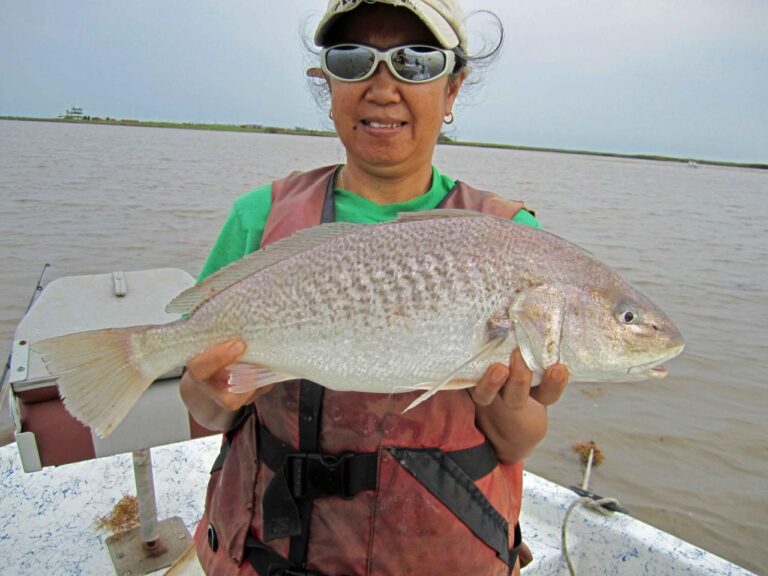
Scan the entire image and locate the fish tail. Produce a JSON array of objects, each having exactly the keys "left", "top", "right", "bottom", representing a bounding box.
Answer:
[{"left": 34, "top": 326, "right": 170, "bottom": 438}]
